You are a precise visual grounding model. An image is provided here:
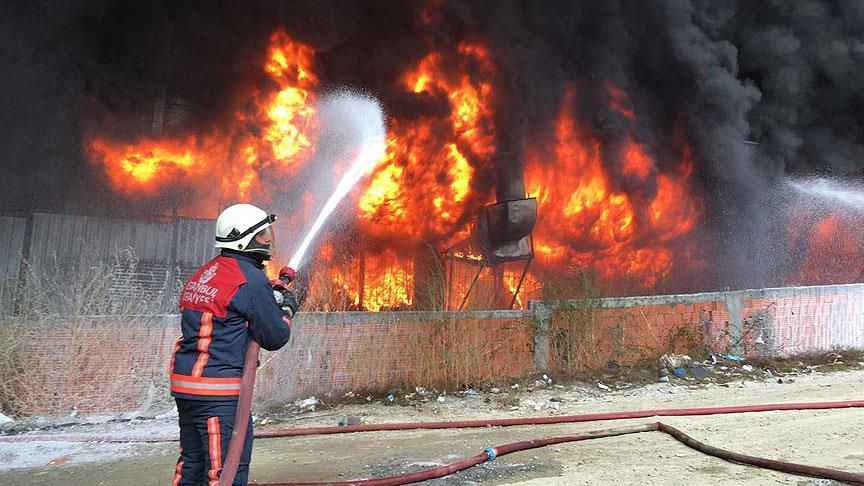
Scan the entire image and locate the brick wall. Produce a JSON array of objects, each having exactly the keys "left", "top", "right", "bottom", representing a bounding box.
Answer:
[{"left": 2, "top": 283, "right": 862, "bottom": 417}]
